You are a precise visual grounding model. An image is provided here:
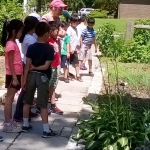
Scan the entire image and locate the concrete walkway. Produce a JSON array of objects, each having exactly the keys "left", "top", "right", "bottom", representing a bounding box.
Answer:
[{"left": 0, "top": 52, "right": 103, "bottom": 150}]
